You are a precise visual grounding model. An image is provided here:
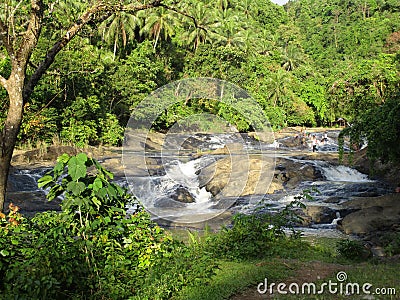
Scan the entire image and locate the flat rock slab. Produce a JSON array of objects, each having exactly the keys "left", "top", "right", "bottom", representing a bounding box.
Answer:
[{"left": 339, "top": 193, "right": 400, "bottom": 235}]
